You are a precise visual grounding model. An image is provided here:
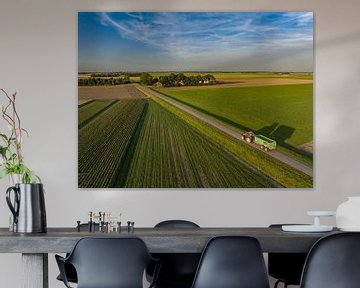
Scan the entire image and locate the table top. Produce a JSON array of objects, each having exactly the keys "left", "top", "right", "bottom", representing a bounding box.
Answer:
[{"left": 0, "top": 227, "right": 340, "bottom": 254}]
